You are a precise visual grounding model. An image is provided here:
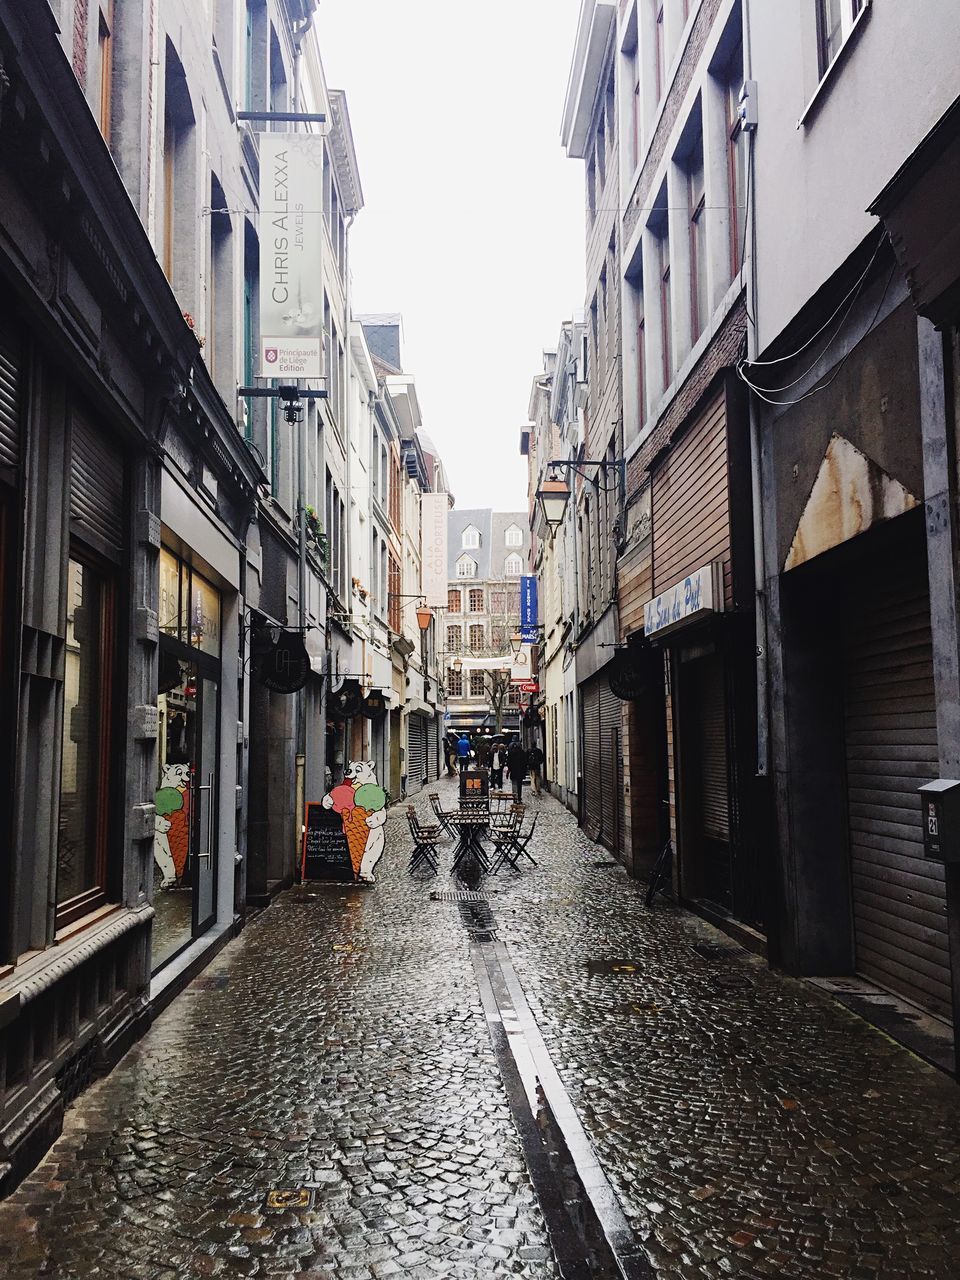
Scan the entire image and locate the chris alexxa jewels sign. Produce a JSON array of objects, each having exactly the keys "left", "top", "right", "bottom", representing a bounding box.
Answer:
[{"left": 259, "top": 134, "right": 324, "bottom": 378}]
